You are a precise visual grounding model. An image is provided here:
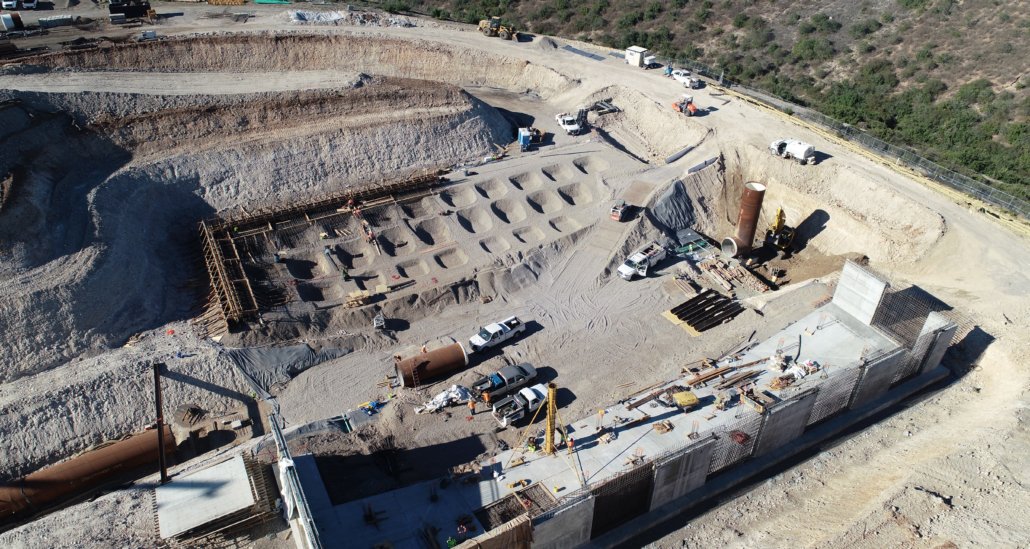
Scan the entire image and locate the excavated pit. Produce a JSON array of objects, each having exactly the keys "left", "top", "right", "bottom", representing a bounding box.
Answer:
[{"left": 0, "top": 35, "right": 526, "bottom": 479}]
